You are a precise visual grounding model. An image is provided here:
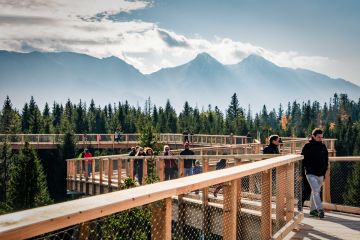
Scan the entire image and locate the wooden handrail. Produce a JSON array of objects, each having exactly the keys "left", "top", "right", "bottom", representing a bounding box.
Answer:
[{"left": 0, "top": 155, "right": 302, "bottom": 240}]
